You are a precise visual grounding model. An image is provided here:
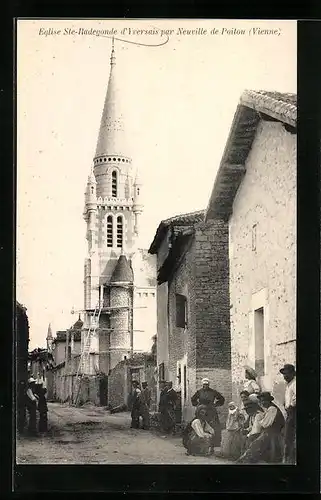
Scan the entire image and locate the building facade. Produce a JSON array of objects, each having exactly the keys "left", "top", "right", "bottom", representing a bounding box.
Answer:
[
  {"left": 205, "top": 90, "right": 297, "bottom": 405},
  {"left": 149, "top": 211, "right": 231, "bottom": 423}
]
